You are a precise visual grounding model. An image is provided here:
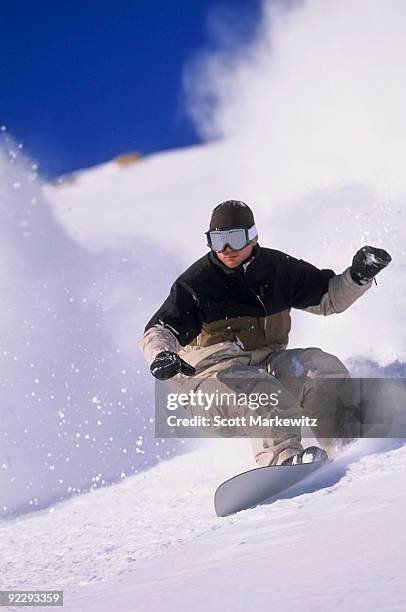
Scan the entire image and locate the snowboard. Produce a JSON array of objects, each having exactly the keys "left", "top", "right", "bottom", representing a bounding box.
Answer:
[{"left": 214, "top": 460, "right": 329, "bottom": 517}]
